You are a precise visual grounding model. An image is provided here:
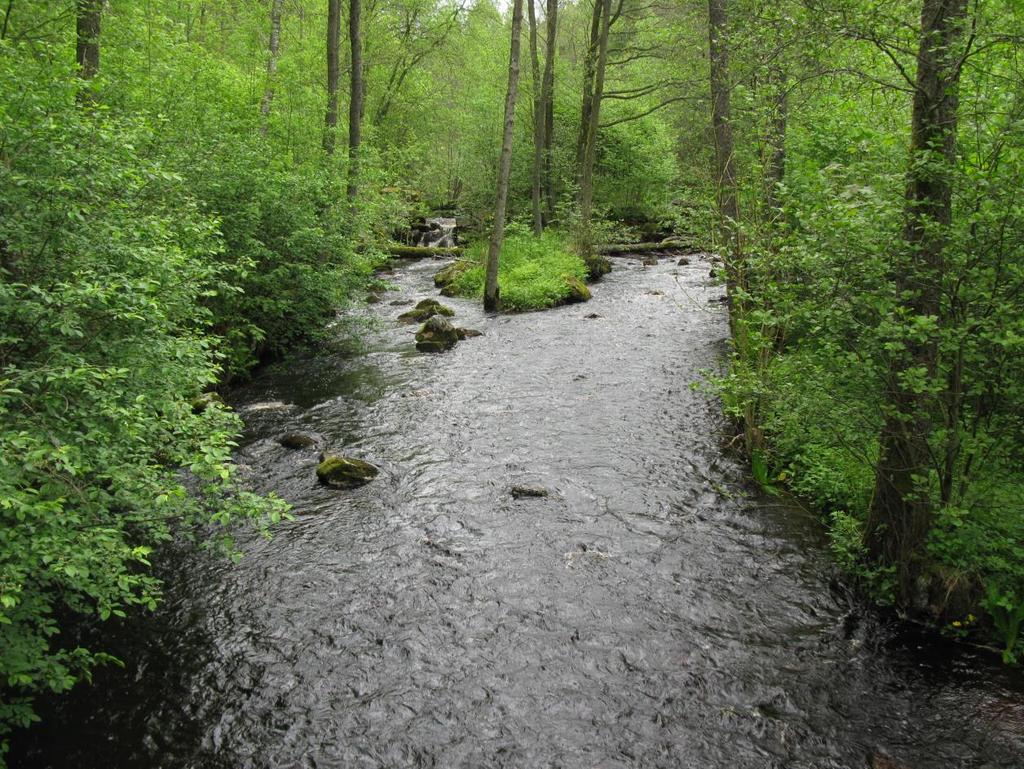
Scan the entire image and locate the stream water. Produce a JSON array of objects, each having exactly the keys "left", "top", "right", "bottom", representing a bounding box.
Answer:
[{"left": 14, "top": 256, "right": 1024, "bottom": 768}]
